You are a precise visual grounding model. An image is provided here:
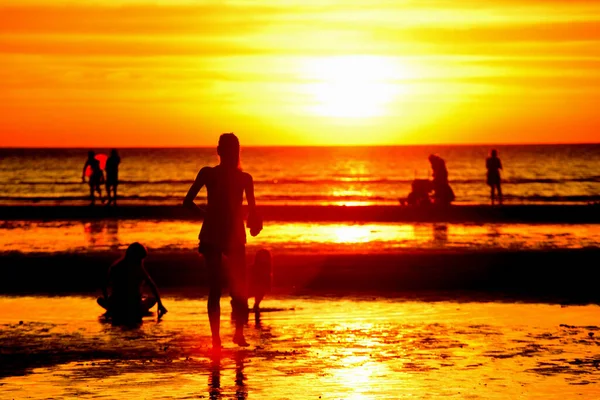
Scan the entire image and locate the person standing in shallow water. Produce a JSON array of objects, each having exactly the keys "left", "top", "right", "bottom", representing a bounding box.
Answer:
[
  {"left": 82, "top": 150, "right": 104, "bottom": 205},
  {"left": 105, "top": 149, "right": 121, "bottom": 205},
  {"left": 184, "top": 133, "right": 262, "bottom": 350},
  {"left": 486, "top": 149, "right": 503, "bottom": 205}
]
